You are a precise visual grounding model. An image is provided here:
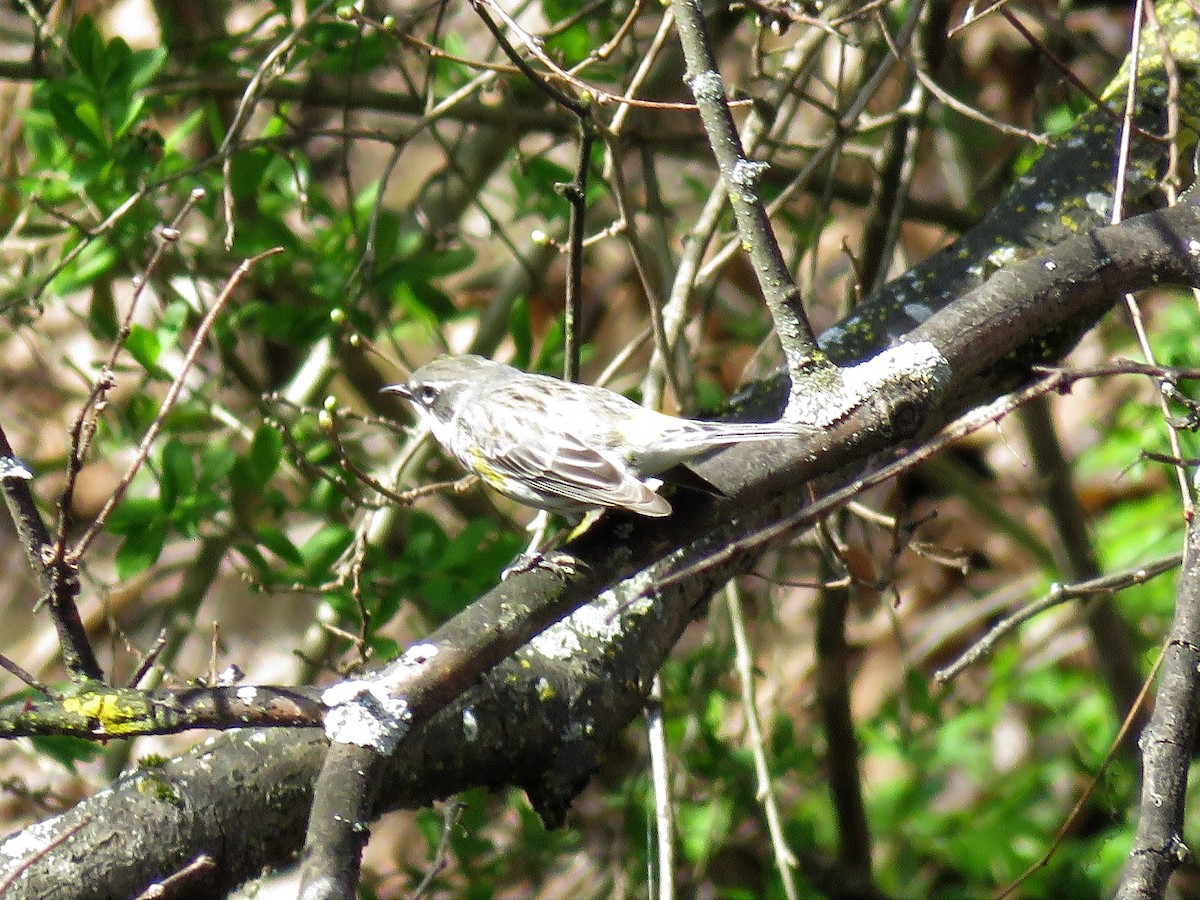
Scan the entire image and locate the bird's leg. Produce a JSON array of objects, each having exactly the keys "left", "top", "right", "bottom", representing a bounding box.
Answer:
[
  {"left": 524, "top": 510, "right": 553, "bottom": 555},
  {"left": 500, "top": 510, "right": 595, "bottom": 580}
]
